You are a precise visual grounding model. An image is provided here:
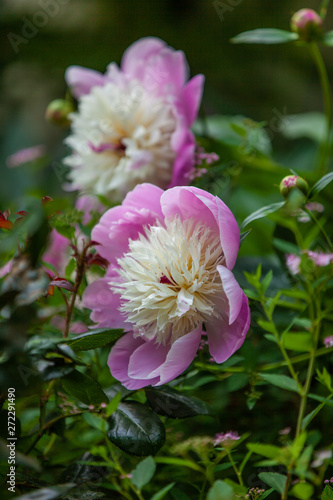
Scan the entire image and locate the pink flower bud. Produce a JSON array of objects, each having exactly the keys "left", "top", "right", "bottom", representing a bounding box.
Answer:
[
  {"left": 291, "top": 9, "right": 323, "bottom": 42},
  {"left": 279, "top": 175, "right": 308, "bottom": 198}
]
